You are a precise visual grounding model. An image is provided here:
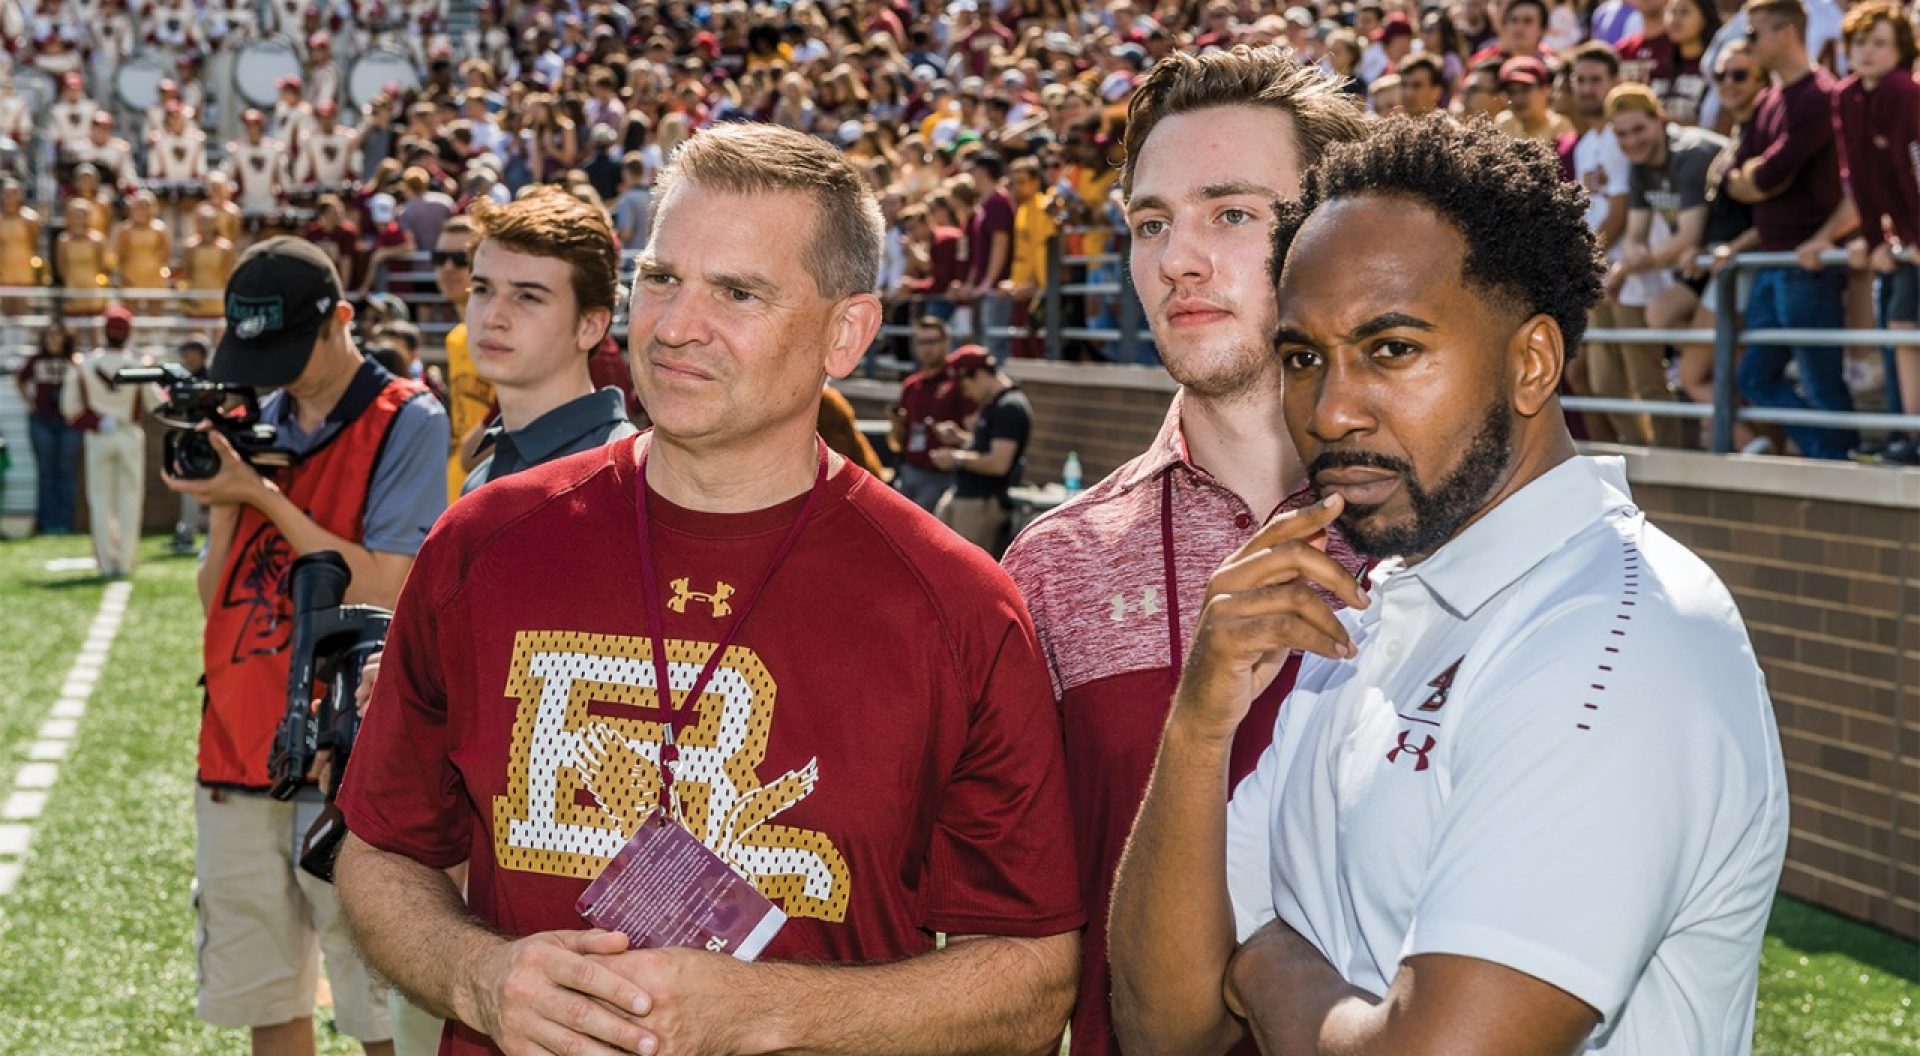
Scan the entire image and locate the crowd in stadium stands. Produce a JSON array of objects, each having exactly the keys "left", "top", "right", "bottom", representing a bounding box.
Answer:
[{"left": 1, "top": 0, "right": 1916, "bottom": 469}]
